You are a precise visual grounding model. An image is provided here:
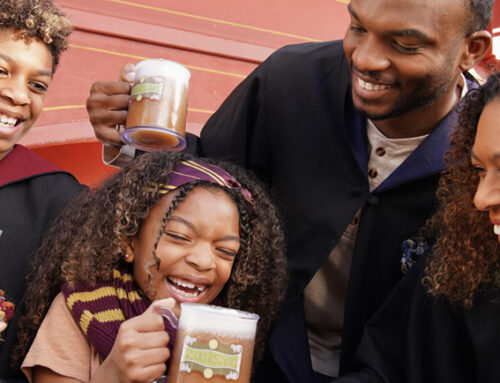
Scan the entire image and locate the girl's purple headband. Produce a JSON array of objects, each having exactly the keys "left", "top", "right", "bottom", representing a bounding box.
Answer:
[{"left": 156, "top": 160, "right": 253, "bottom": 204}]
